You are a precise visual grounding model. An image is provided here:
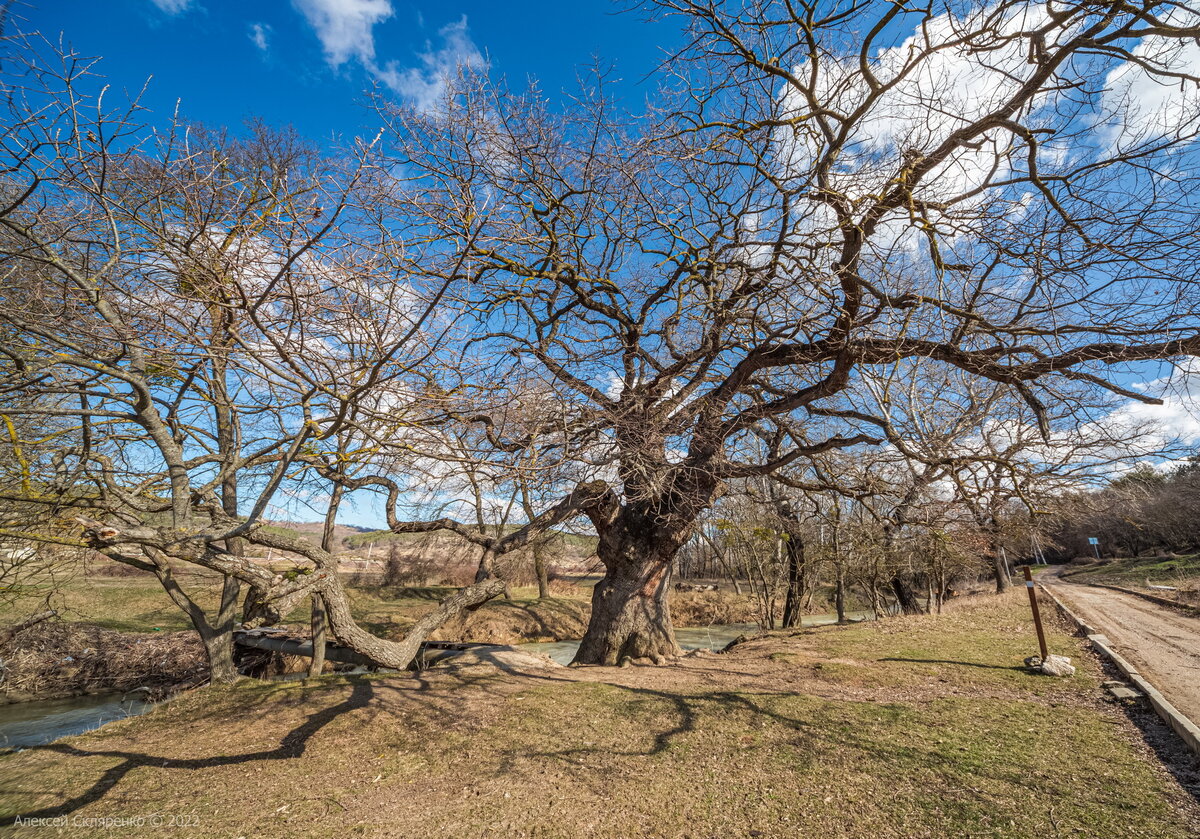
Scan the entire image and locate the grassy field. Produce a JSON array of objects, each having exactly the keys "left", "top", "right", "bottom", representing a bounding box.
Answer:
[
  {"left": 0, "top": 572, "right": 587, "bottom": 639},
  {"left": 1058, "top": 554, "right": 1200, "bottom": 587},
  {"left": 0, "top": 572, "right": 757, "bottom": 644},
  {"left": 2, "top": 591, "right": 1195, "bottom": 838}
]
